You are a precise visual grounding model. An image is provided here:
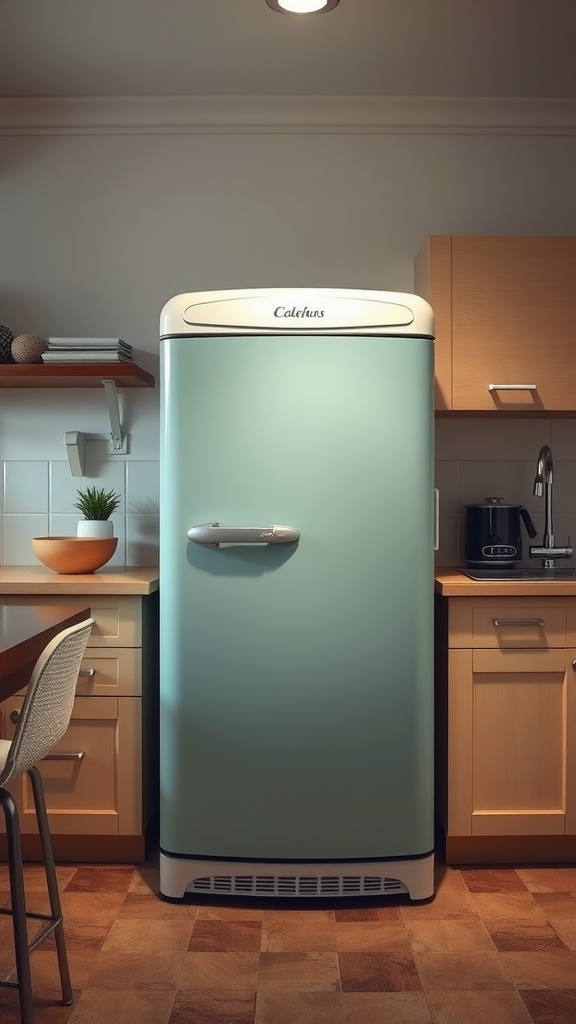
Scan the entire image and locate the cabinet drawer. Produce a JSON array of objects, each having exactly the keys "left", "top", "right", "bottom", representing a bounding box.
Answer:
[
  {"left": 77, "top": 648, "right": 141, "bottom": 696},
  {"left": 7, "top": 649, "right": 141, "bottom": 699},
  {"left": 2, "top": 595, "right": 142, "bottom": 647},
  {"left": 450, "top": 600, "right": 568, "bottom": 648},
  {"left": 472, "top": 649, "right": 567, "bottom": 674},
  {"left": 0, "top": 695, "right": 141, "bottom": 836}
]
